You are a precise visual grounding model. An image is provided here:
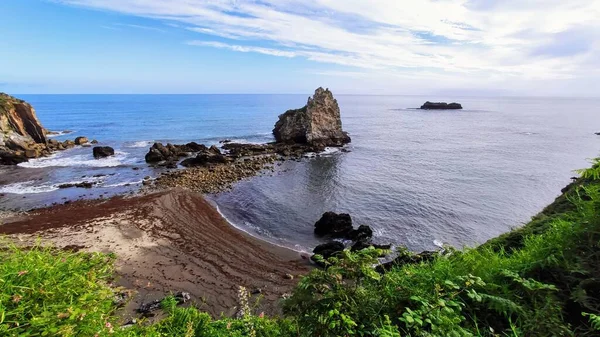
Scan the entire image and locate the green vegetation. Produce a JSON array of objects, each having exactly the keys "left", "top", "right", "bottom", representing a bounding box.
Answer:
[{"left": 2, "top": 159, "right": 600, "bottom": 336}]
